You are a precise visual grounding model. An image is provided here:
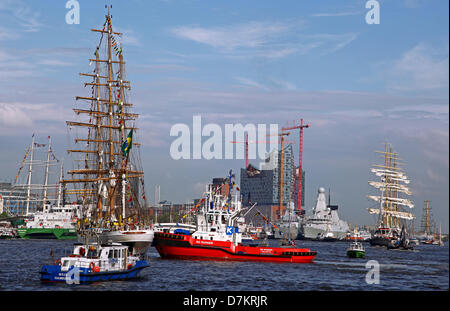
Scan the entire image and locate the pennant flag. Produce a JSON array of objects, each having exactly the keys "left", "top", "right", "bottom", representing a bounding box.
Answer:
[{"left": 121, "top": 129, "right": 133, "bottom": 156}]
